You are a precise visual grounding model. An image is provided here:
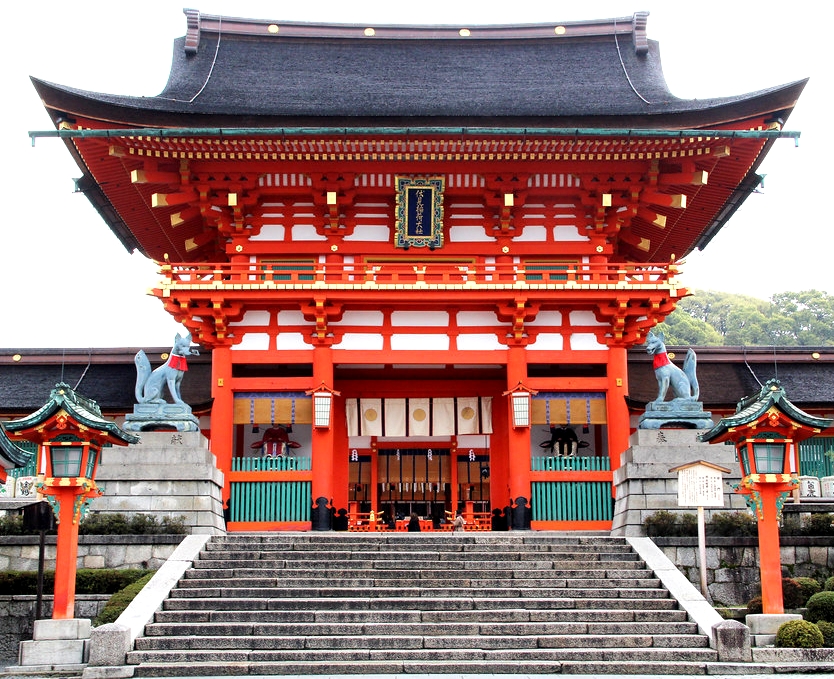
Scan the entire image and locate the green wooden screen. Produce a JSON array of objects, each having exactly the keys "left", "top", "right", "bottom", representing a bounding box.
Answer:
[
  {"left": 532, "top": 481, "right": 614, "bottom": 522},
  {"left": 531, "top": 456, "right": 610, "bottom": 472},
  {"left": 229, "top": 480, "right": 311, "bottom": 522},
  {"left": 799, "top": 437, "right": 834, "bottom": 478}
]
